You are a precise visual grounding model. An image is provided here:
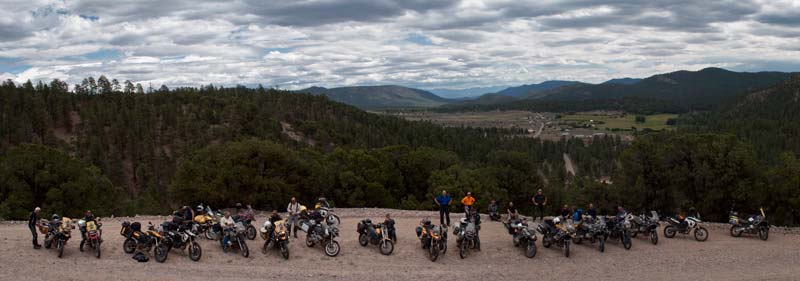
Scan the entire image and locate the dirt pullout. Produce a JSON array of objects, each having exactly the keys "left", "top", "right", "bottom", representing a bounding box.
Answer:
[{"left": 2, "top": 208, "right": 800, "bottom": 281}]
